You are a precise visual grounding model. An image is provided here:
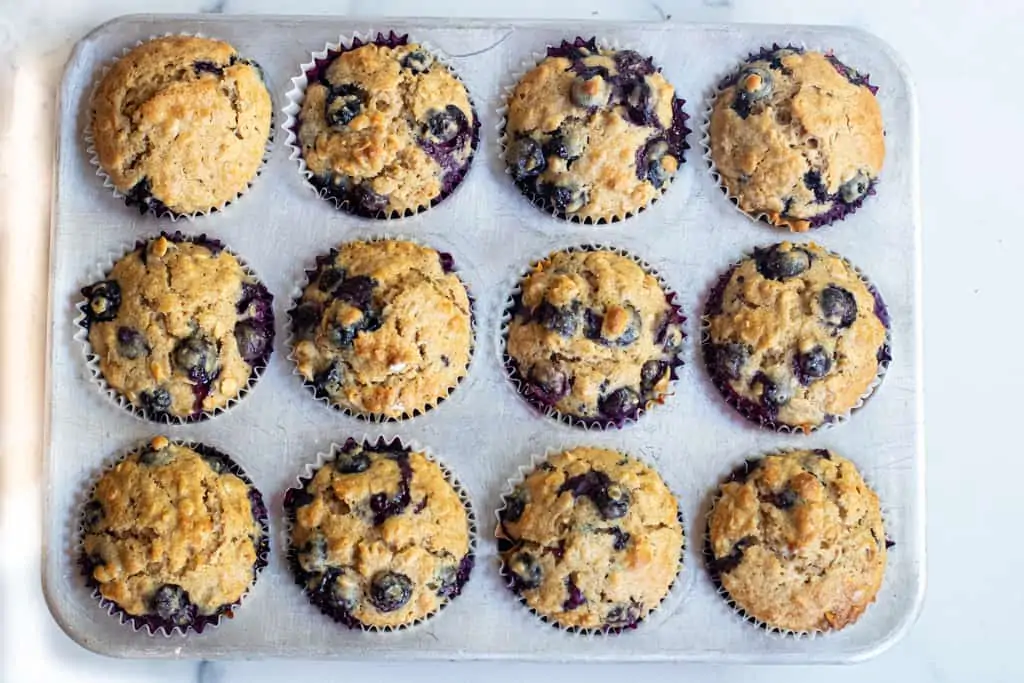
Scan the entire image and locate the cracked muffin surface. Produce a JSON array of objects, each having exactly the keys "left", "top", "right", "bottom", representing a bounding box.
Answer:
[
  {"left": 709, "top": 48, "right": 884, "bottom": 231},
  {"left": 505, "top": 249, "right": 683, "bottom": 426},
  {"left": 80, "top": 437, "right": 265, "bottom": 629},
  {"left": 290, "top": 239, "right": 472, "bottom": 419},
  {"left": 707, "top": 449, "right": 886, "bottom": 632},
  {"left": 285, "top": 440, "right": 473, "bottom": 629},
  {"left": 498, "top": 447, "right": 683, "bottom": 631},
  {"left": 90, "top": 36, "right": 272, "bottom": 215}
]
